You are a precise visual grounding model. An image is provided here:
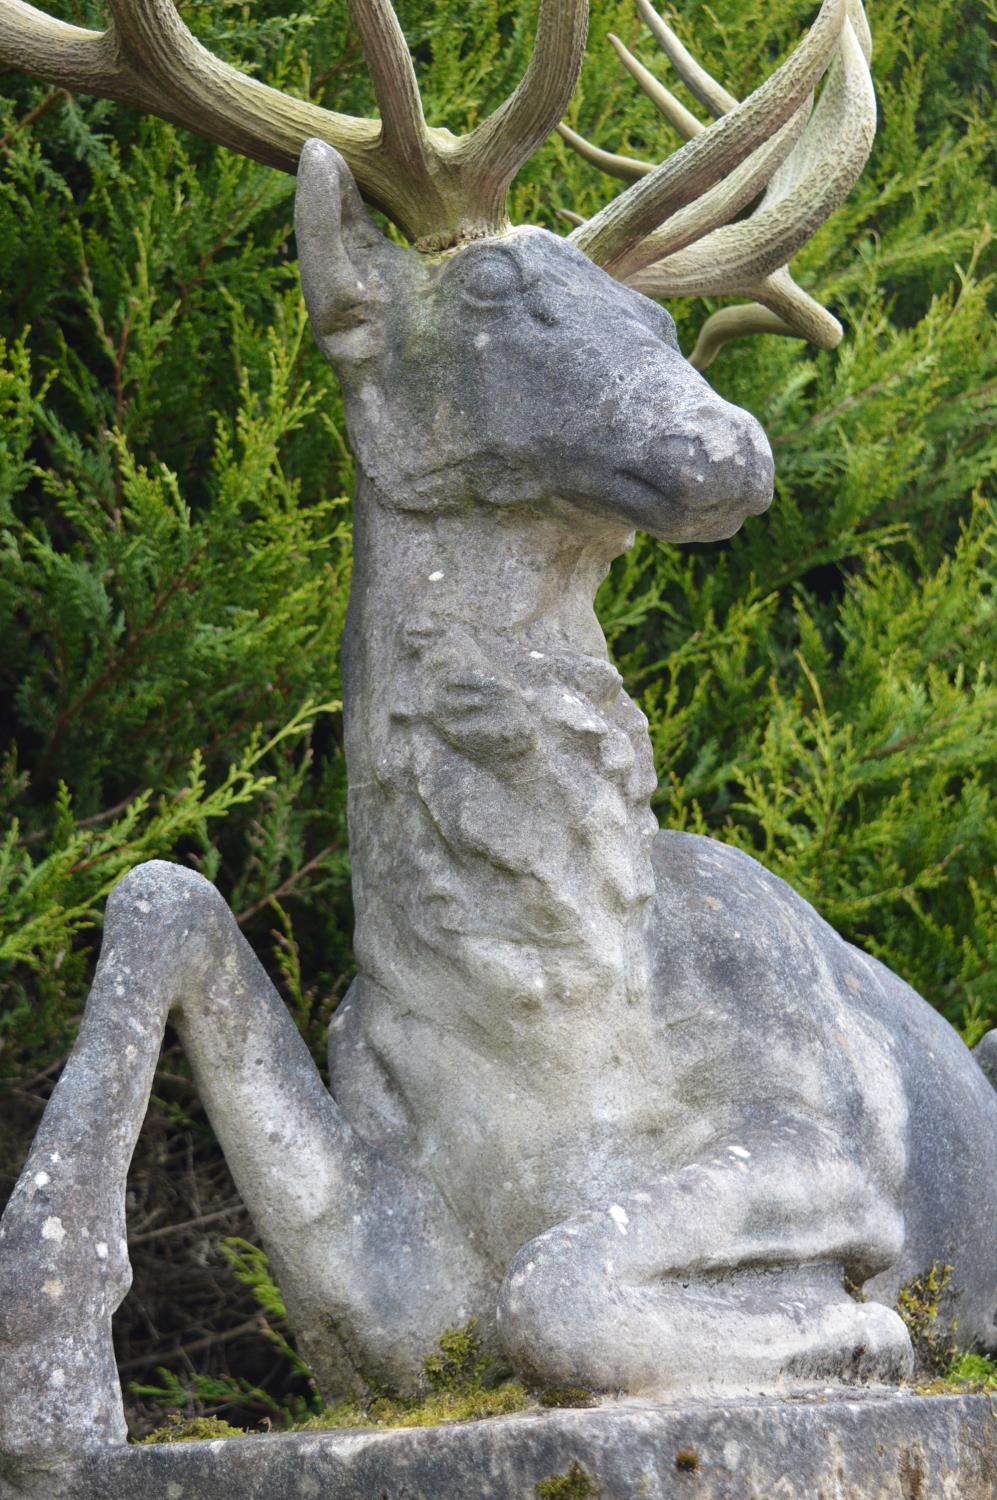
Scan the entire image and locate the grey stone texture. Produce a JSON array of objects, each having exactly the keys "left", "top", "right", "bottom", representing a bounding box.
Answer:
[
  {"left": 3, "top": 1392, "right": 995, "bottom": 1500},
  {"left": 1, "top": 143, "right": 995, "bottom": 1474}
]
